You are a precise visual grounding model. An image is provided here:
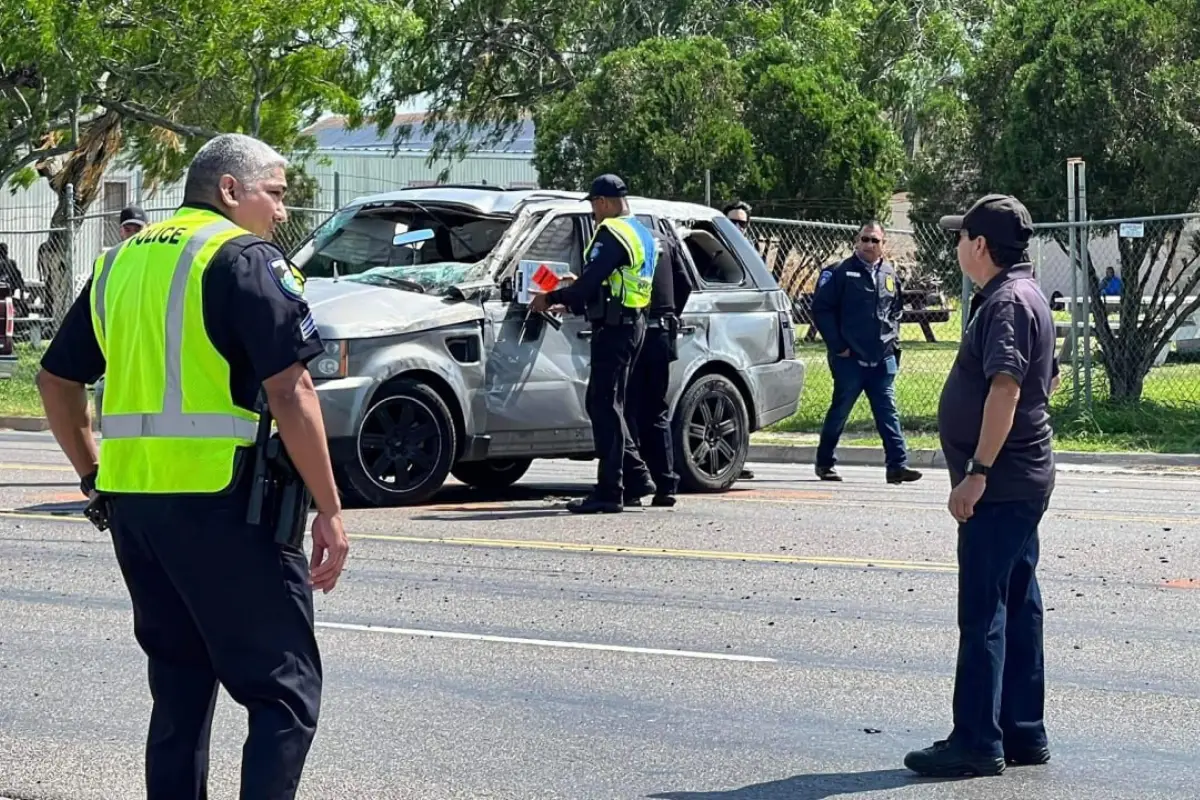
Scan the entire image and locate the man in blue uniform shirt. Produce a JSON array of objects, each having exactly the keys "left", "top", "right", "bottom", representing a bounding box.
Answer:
[
  {"left": 905, "top": 193, "right": 1059, "bottom": 778},
  {"left": 810, "top": 221, "right": 921, "bottom": 484},
  {"left": 530, "top": 174, "right": 656, "bottom": 513}
]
